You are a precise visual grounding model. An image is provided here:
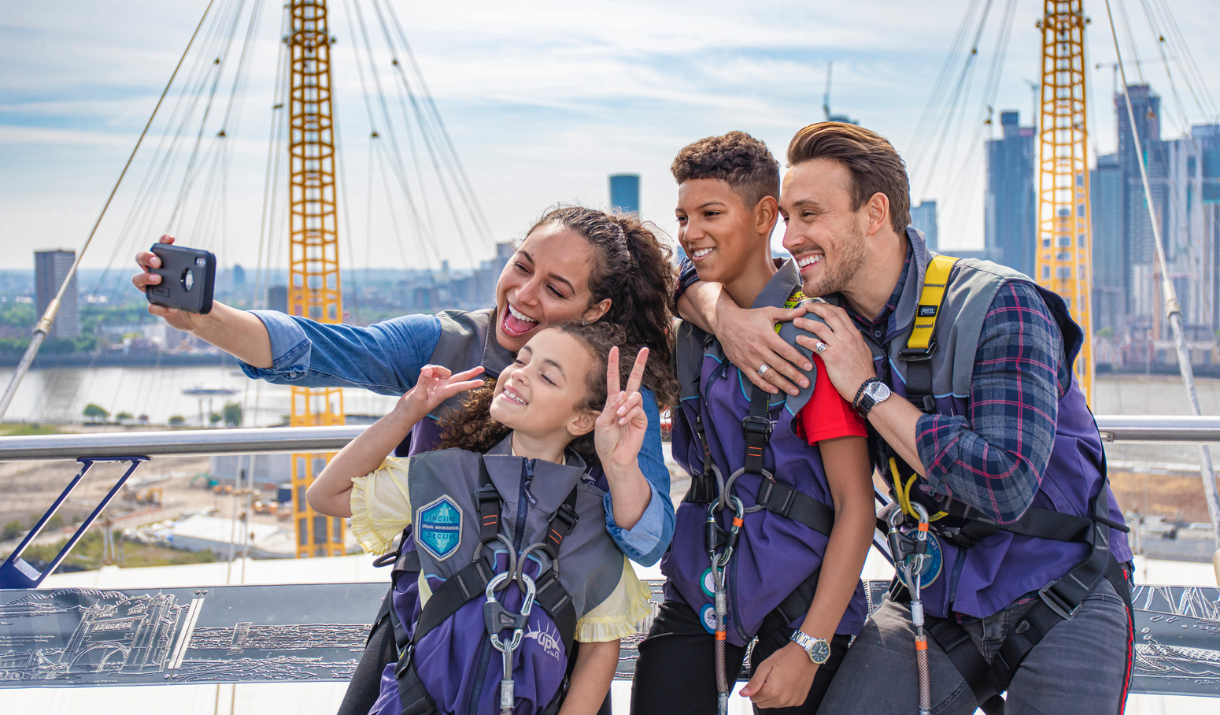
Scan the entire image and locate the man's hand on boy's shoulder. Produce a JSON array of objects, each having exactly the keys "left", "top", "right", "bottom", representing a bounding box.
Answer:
[{"left": 711, "top": 298, "right": 814, "bottom": 398}]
